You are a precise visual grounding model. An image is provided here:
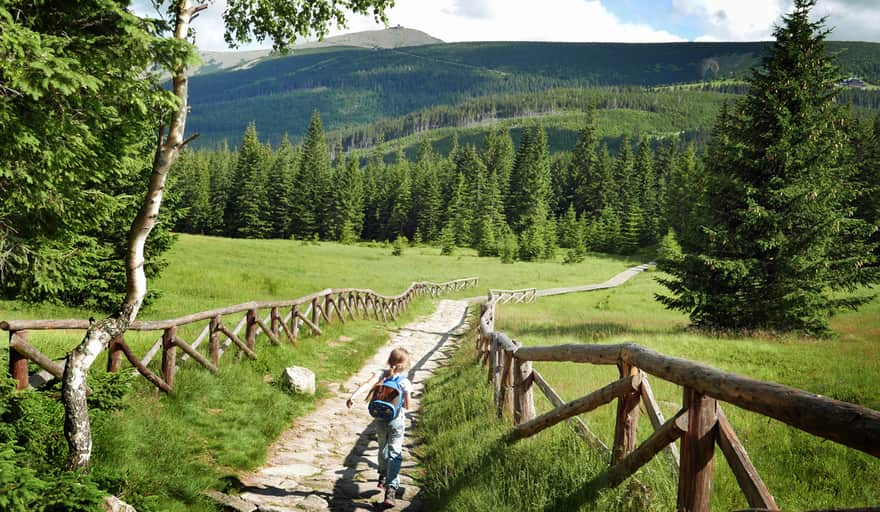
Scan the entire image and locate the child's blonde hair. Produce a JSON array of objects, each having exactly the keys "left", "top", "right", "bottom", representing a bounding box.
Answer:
[{"left": 387, "top": 347, "right": 411, "bottom": 373}]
